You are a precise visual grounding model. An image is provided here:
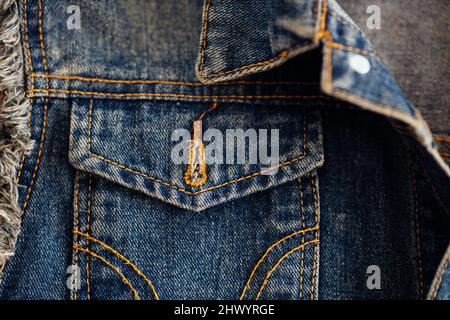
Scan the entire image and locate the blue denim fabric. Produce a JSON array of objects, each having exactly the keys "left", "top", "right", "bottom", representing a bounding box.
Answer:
[{"left": 0, "top": 0, "right": 449, "bottom": 300}]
